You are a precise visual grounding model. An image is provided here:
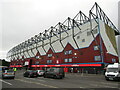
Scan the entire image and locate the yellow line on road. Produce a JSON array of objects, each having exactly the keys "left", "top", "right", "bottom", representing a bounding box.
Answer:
[{"left": 15, "top": 79, "right": 58, "bottom": 88}]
